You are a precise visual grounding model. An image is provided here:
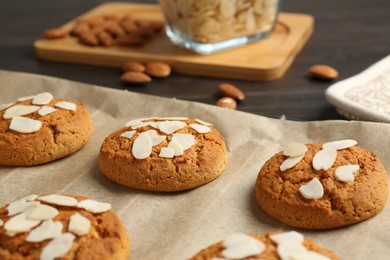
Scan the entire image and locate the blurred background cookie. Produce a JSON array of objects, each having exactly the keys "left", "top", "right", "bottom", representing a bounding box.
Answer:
[
  {"left": 255, "top": 140, "right": 389, "bottom": 229},
  {"left": 99, "top": 117, "right": 227, "bottom": 192},
  {"left": 0, "top": 92, "right": 93, "bottom": 166},
  {"left": 0, "top": 194, "right": 129, "bottom": 259},
  {"left": 190, "top": 231, "right": 338, "bottom": 260}
]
